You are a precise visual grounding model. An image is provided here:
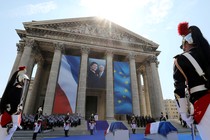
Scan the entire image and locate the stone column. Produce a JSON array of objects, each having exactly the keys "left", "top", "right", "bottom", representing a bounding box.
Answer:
[
  {"left": 24, "top": 55, "right": 44, "bottom": 114},
  {"left": 145, "top": 56, "right": 164, "bottom": 119},
  {"left": 22, "top": 51, "right": 36, "bottom": 109},
  {"left": 76, "top": 47, "right": 89, "bottom": 119},
  {"left": 129, "top": 53, "right": 140, "bottom": 116},
  {"left": 138, "top": 66, "right": 147, "bottom": 116},
  {"left": 142, "top": 70, "right": 151, "bottom": 116},
  {"left": 18, "top": 39, "right": 35, "bottom": 68},
  {"left": 106, "top": 50, "right": 114, "bottom": 120},
  {"left": 26, "top": 52, "right": 36, "bottom": 78},
  {"left": 9, "top": 43, "right": 24, "bottom": 78},
  {"left": 43, "top": 43, "right": 63, "bottom": 115}
]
